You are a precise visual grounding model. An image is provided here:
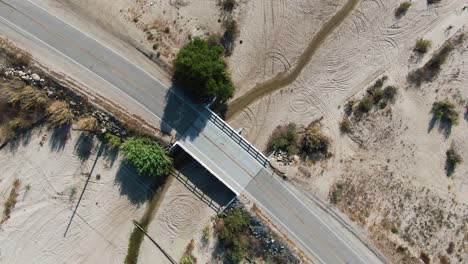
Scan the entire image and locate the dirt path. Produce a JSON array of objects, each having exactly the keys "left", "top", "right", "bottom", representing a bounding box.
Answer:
[{"left": 226, "top": 0, "right": 360, "bottom": 120}]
